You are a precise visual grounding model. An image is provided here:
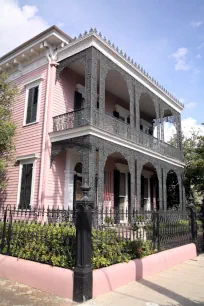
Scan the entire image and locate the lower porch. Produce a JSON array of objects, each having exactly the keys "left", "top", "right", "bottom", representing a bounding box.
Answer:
[{"left": 50, "top": 136, "right": 185, "bottom": 213}]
